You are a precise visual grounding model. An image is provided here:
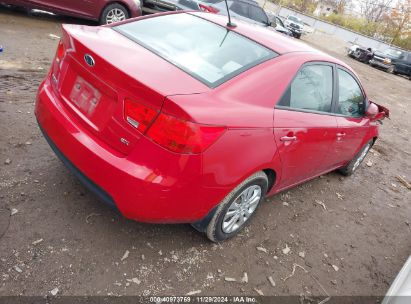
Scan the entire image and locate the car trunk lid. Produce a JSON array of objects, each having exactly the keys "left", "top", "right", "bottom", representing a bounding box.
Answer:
[{"left": 53, "top": 24, "right": 209, "bottom": 155}]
